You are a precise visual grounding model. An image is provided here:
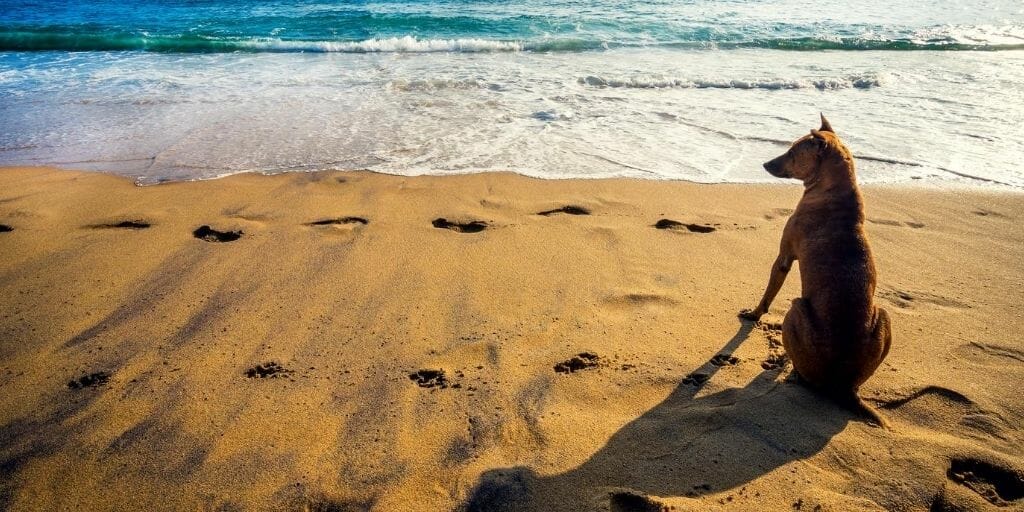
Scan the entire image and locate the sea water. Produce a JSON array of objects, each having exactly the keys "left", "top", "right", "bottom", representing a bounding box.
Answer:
[{"left": 0, "top": 0, "right": 1022, "bottom": 187}]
